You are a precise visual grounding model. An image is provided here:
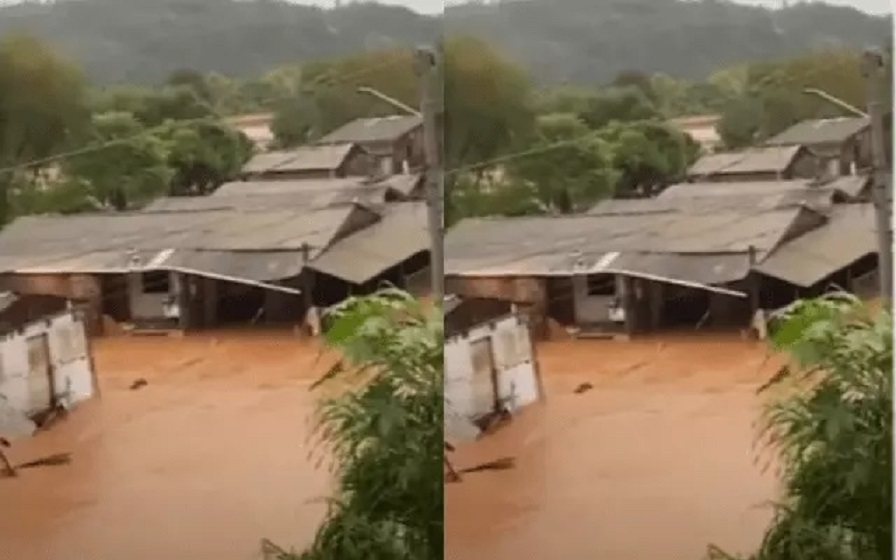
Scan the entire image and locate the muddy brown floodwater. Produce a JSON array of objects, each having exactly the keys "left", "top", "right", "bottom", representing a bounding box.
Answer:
[
  {"left": 0, "top": 331, "right": 335, "bottom": 560},
  {"left": 445, "top": 335, "right": 781, "bottom": 560}
]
